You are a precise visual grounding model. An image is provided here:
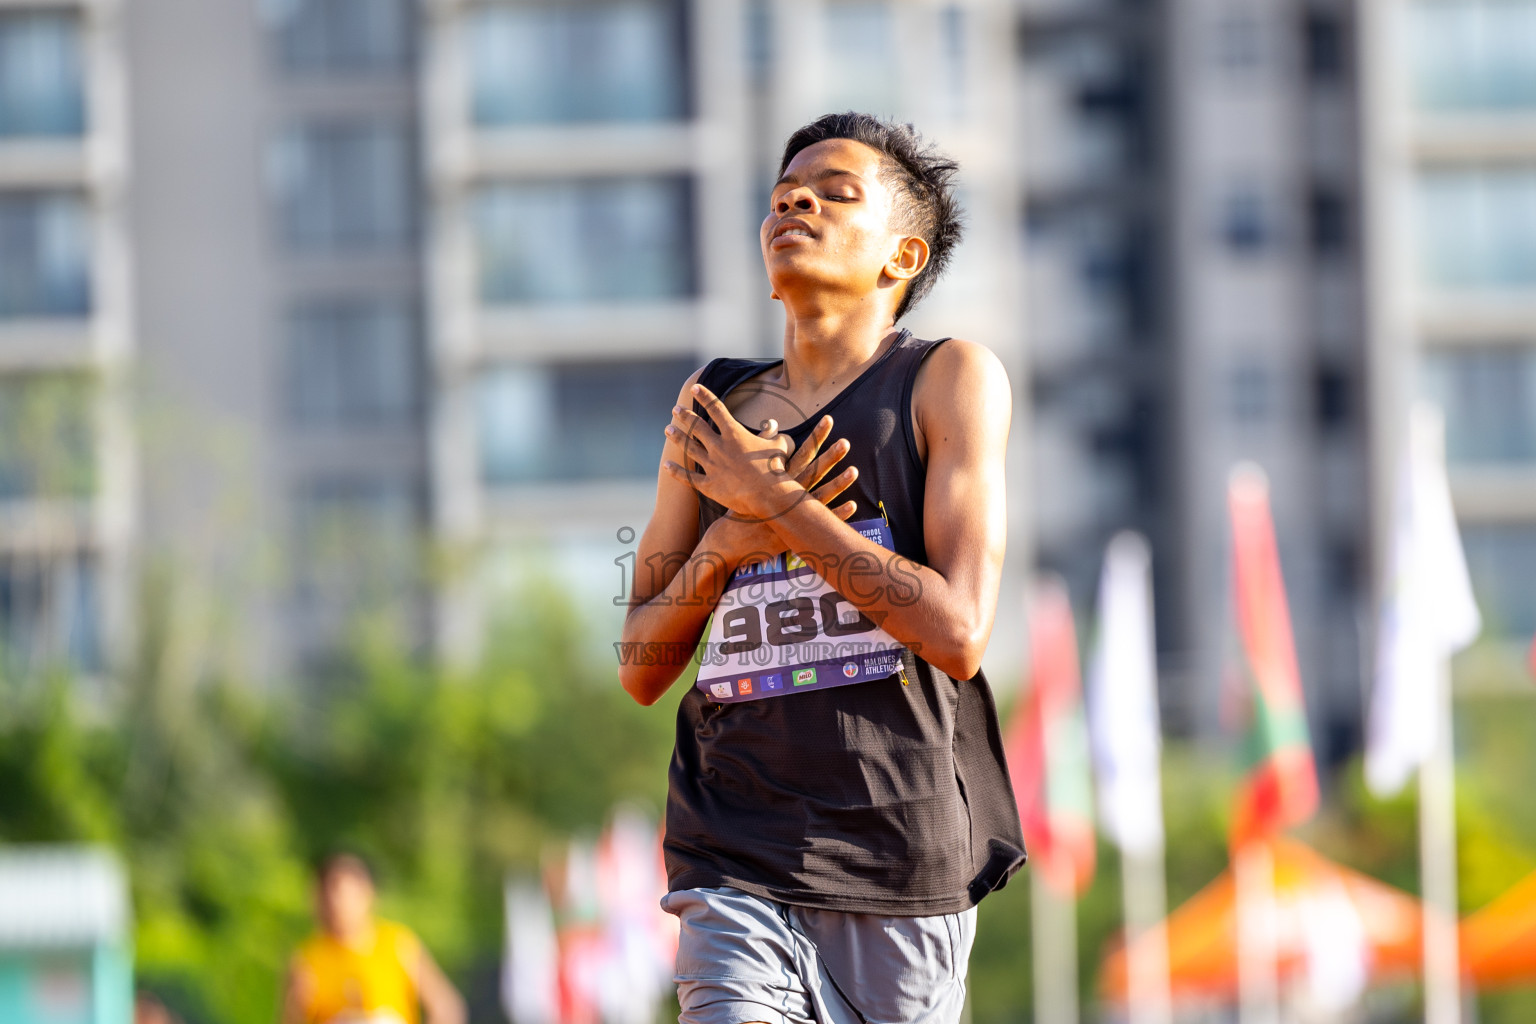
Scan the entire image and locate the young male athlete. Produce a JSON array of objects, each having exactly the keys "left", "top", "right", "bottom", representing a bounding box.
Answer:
[{"left": 619, "top": 113, "right": 1026, "bottom": 1024}]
